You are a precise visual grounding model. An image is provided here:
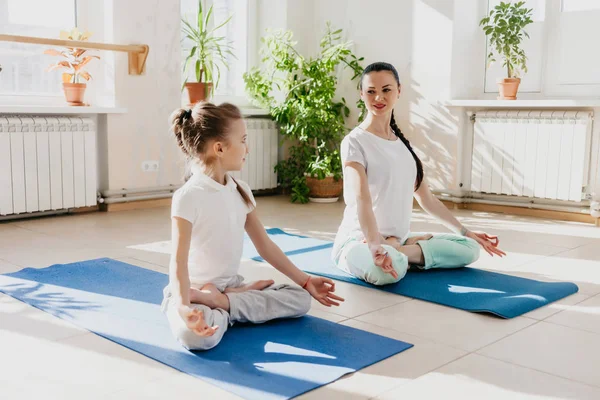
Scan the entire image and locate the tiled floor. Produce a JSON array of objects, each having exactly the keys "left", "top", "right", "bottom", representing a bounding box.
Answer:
[{"left": 1, "top": 195, "right": 600, "bottom": 399}]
